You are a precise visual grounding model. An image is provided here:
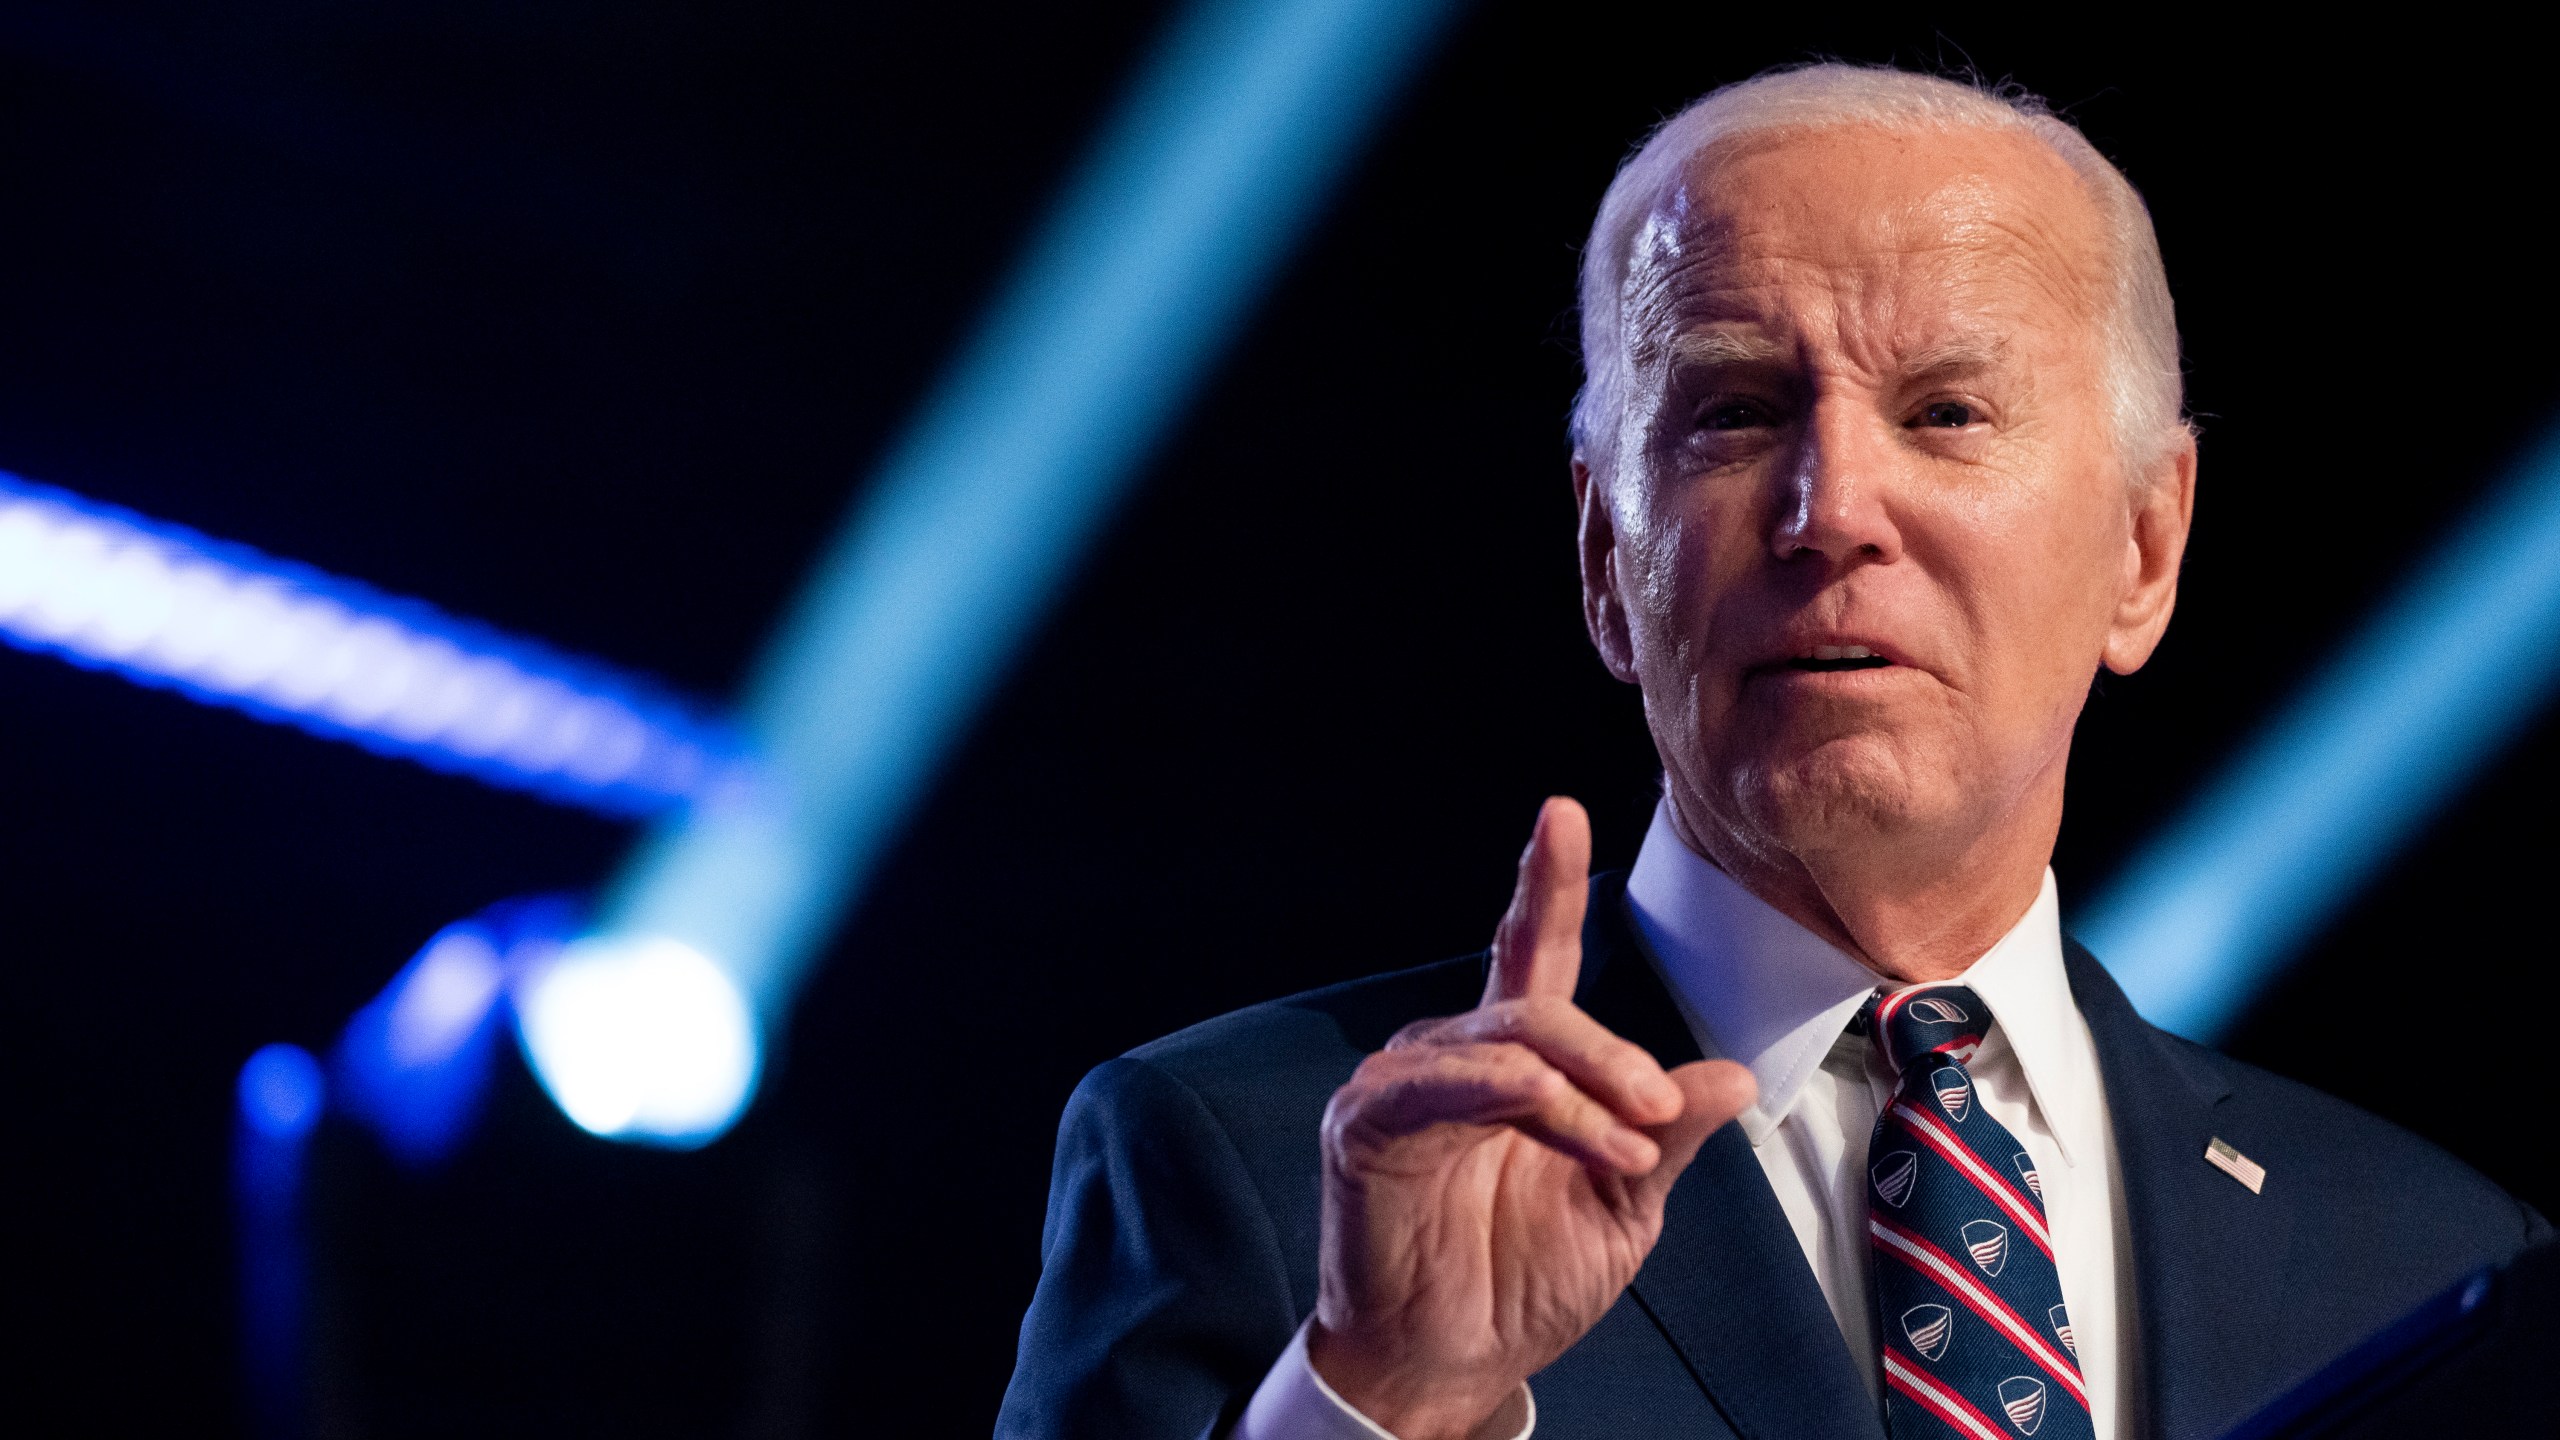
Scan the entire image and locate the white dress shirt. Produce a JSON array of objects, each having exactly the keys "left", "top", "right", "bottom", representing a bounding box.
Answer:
[{"left": 1239, "top": 802, "right": 2139, "bottom": 1440}]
